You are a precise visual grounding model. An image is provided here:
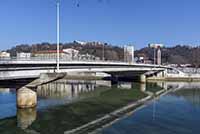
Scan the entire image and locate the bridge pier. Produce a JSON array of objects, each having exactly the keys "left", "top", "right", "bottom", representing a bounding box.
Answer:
[
  {"left": 140, "top": 82, "right": 146, "bottom": 92},
  {"left": 17, "top": 87, "right": 37, "bottom": 108},
  {"left": 140, "top": 74, "right": 146, "bottom": 83},
  {"left": 110, "top": 75, "right": 118, "bottom": 84},
  {"left": 17, "top": 107, "right": 37, "bottom": 129}
]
